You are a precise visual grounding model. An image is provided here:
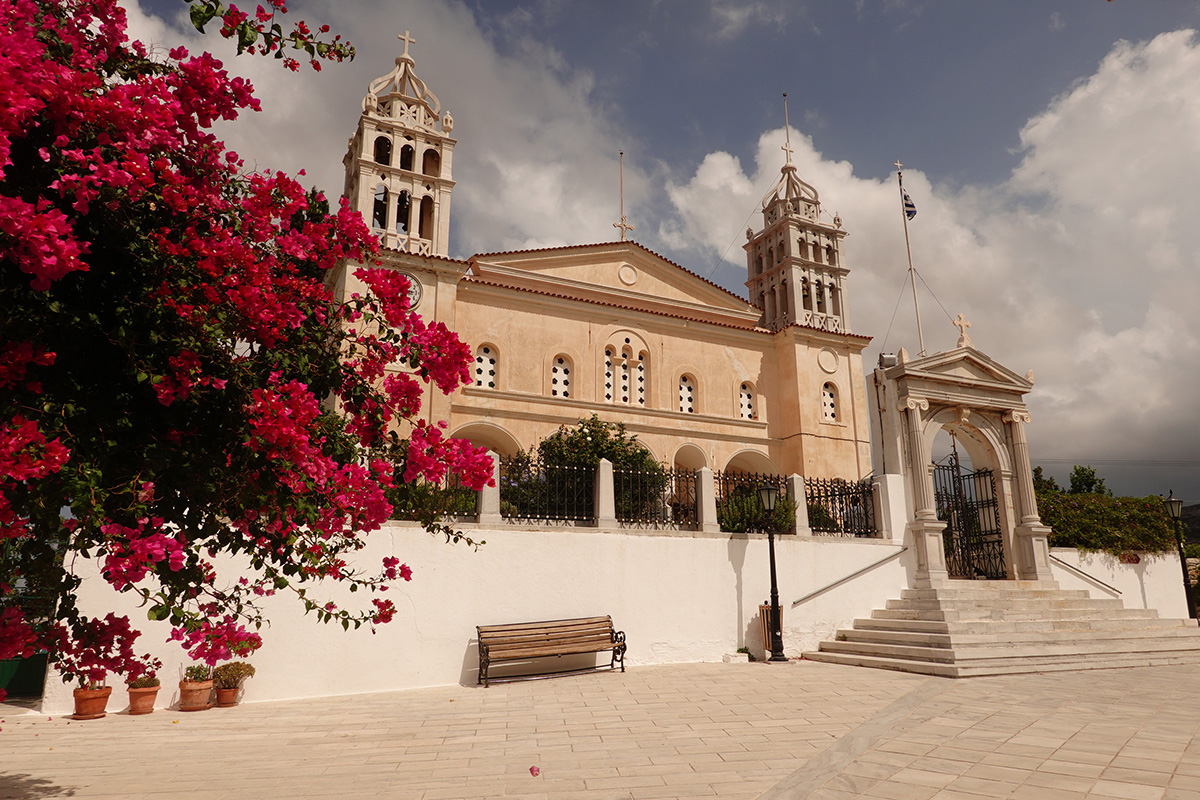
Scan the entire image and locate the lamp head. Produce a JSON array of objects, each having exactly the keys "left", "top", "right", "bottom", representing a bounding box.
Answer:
[
  {"left": 1166, "top": 490, "right": 1184, "bottom": 522},
  {"left": 758, "top": 484, "right": 779, "bottom": 513}
]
